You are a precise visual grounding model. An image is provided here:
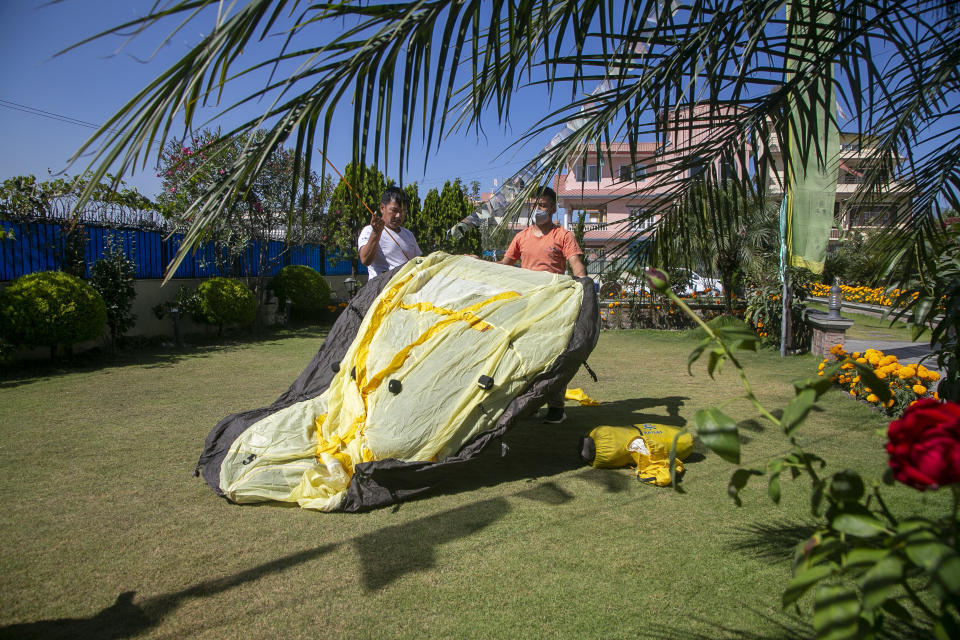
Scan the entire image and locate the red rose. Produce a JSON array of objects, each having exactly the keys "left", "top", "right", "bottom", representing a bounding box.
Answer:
[{"left": 886, "top": 398, "right": 960, "bottom": 490}]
